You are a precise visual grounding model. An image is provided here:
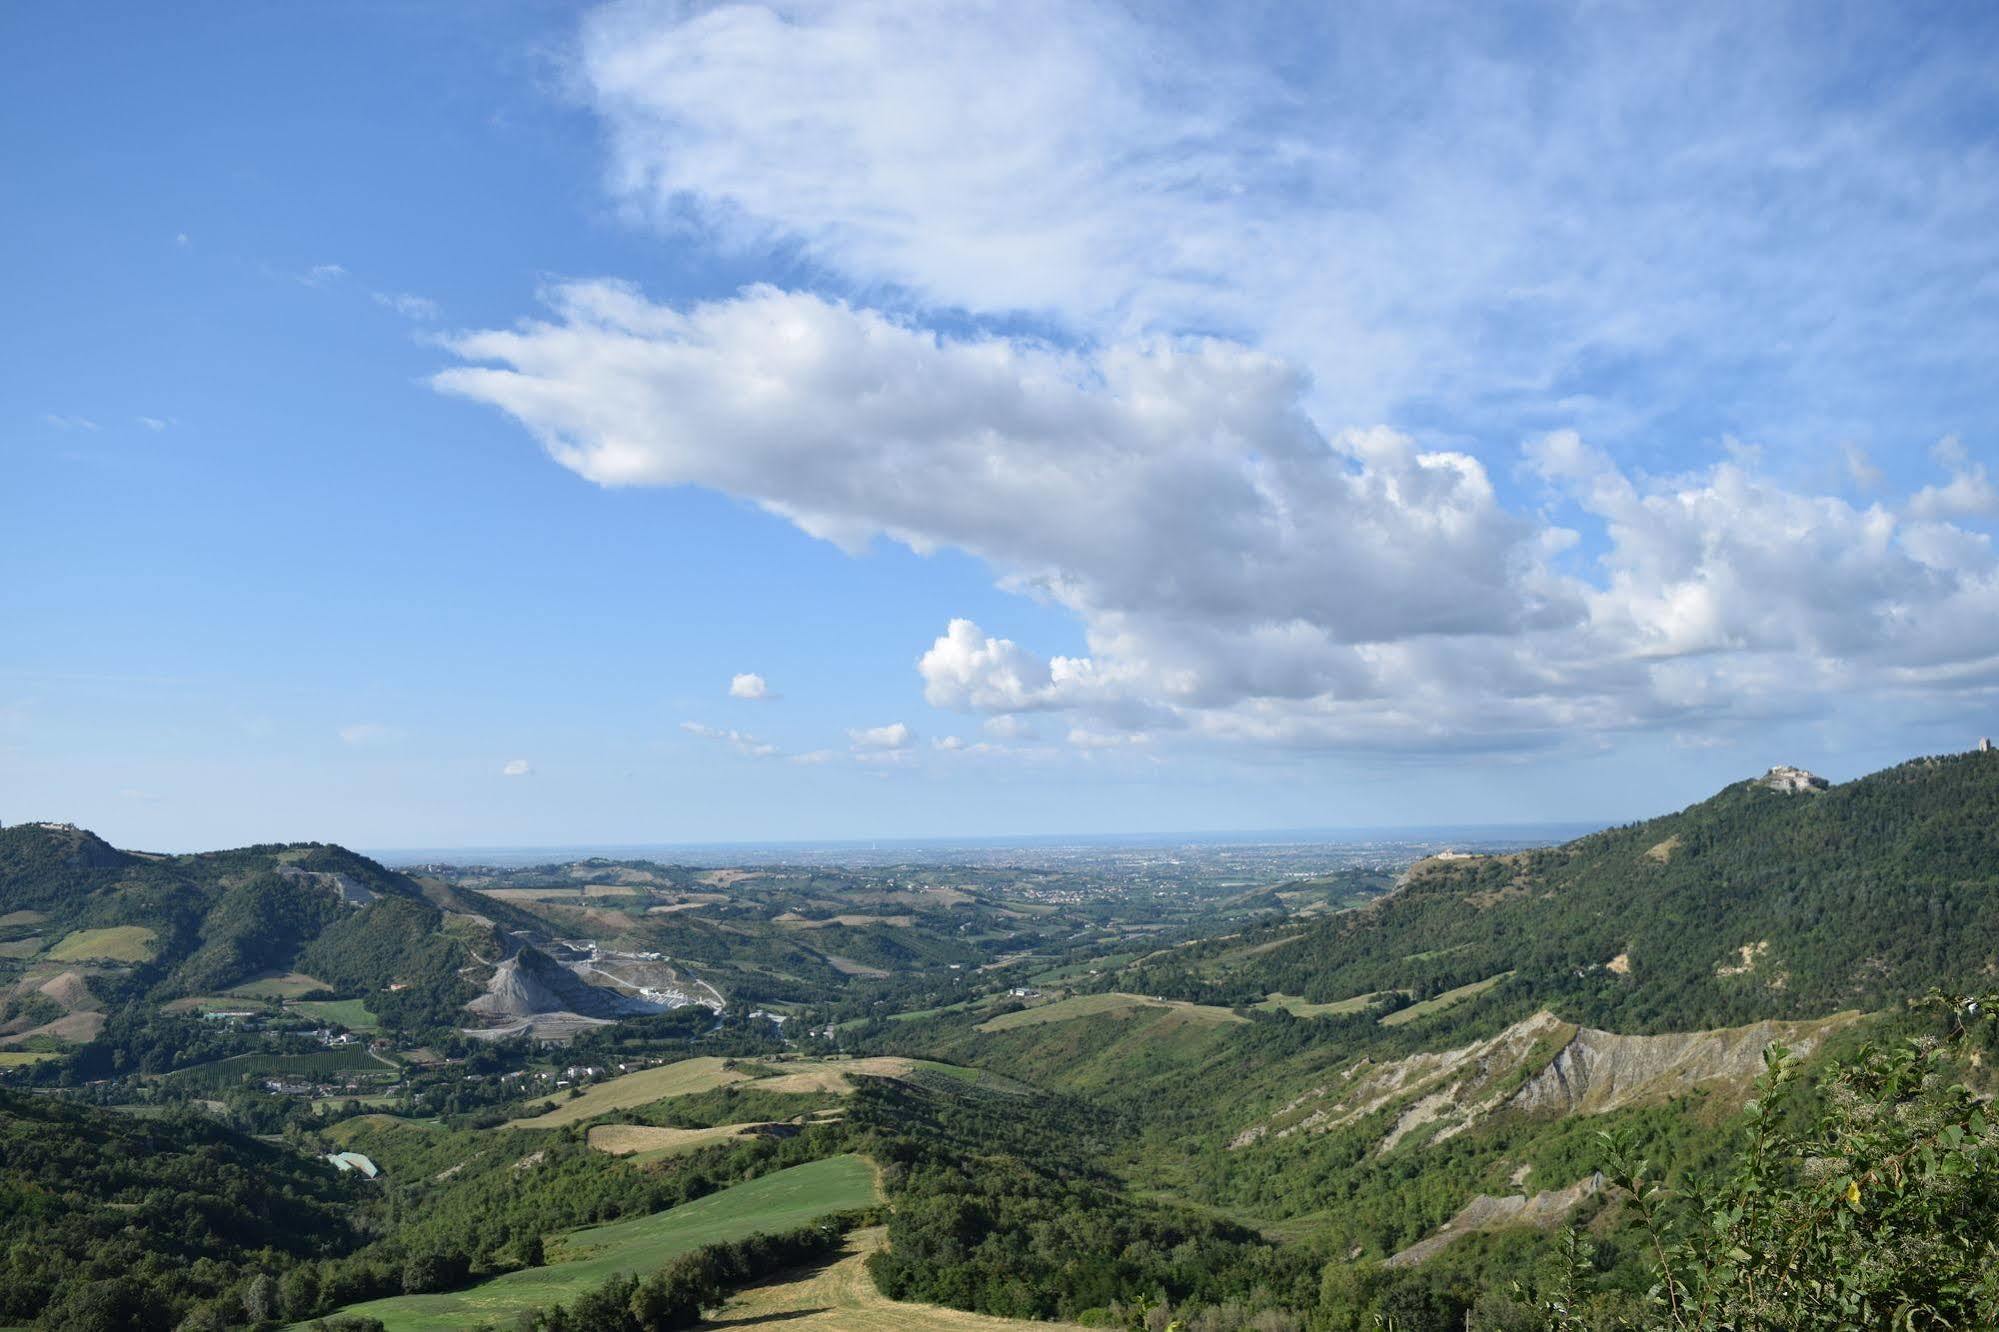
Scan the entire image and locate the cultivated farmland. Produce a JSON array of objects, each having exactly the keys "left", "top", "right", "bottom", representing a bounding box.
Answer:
[{"left": 323, "top": 1154, "right": 877, "bottom": 1331}]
